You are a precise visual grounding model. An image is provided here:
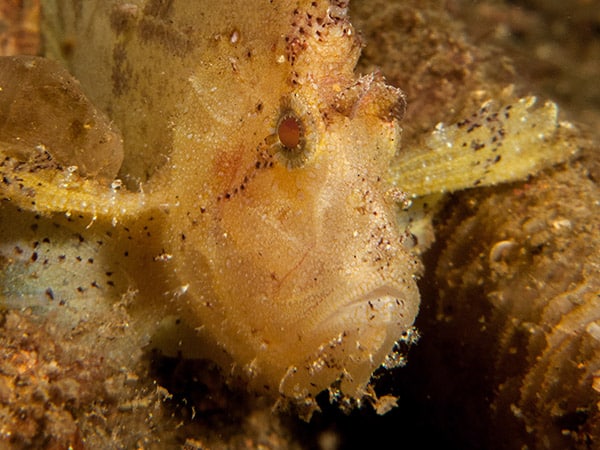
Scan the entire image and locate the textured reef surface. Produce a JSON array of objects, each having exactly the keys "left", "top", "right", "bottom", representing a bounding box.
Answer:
[{"left": 0, "top": 0, "right": 598, "bottom": 449}]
